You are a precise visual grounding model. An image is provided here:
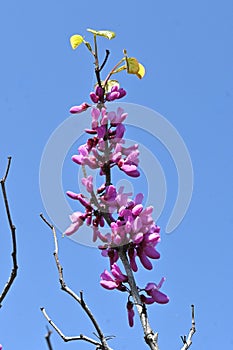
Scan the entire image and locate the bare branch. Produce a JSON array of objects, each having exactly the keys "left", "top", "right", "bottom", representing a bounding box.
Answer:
[
  {"left": 45, "top": 327, "right": 53, "bottom": 350},
  {"left": 41, "top": 307, "right": 101, "bottom": 346},
  {"left": 118, "top": 247, "right": 159, "bottom": 350},
  {"left": 180, "top": 305, "right": 196, "bottom": 350},
  {"left": 40, "top": 214, "right": 113, "bottom": 350},
  {"left": 0, "top": 157, "right": 18, "bottom": 308}
]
